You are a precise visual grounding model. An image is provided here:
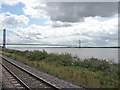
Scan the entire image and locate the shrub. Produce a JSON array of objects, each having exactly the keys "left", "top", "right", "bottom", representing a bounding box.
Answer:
[{"left": 2, "top": 48, "right": 119, "bottom": 88}]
